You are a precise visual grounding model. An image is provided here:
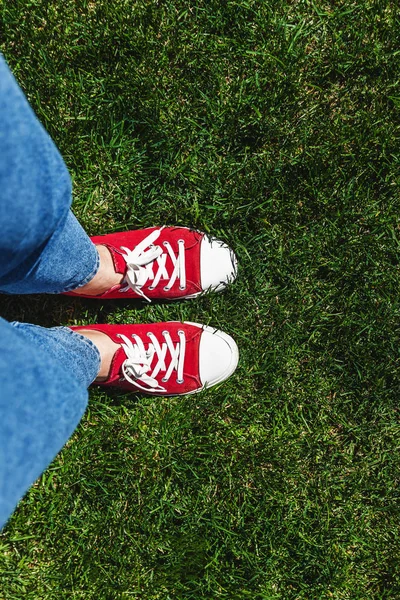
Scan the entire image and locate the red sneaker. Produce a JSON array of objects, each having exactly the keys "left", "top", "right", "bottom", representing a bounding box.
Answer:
[
  {"left": 72, "top": 322, "right": 239, "bottom": 395},
  {"left": 68, "top": 227, "right": 237, "bottom": 301}
]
